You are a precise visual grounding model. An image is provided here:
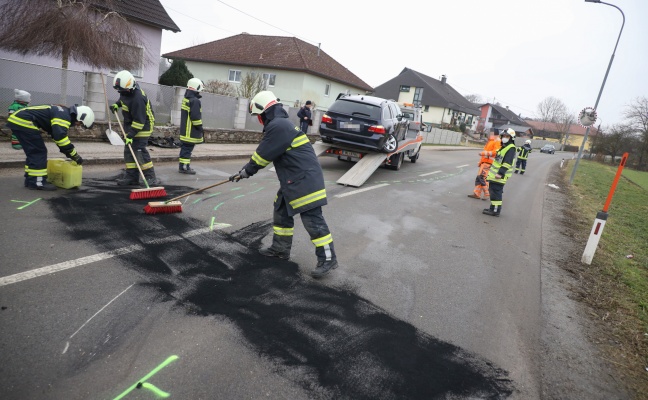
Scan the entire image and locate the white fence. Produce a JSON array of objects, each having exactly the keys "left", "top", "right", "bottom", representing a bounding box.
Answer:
[{"left": 421, "top": 128, "right": 463, "bottom": 145}]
